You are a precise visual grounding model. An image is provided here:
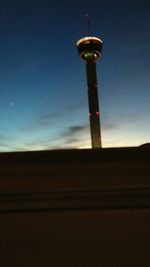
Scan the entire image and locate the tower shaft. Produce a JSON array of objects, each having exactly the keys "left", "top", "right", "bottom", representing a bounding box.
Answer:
[
  {"left": 76, "top": 36, "right": 103, "bottom": 149},
  {"left": 86, "top": 61, "right": 101, "bottom": 148}
]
